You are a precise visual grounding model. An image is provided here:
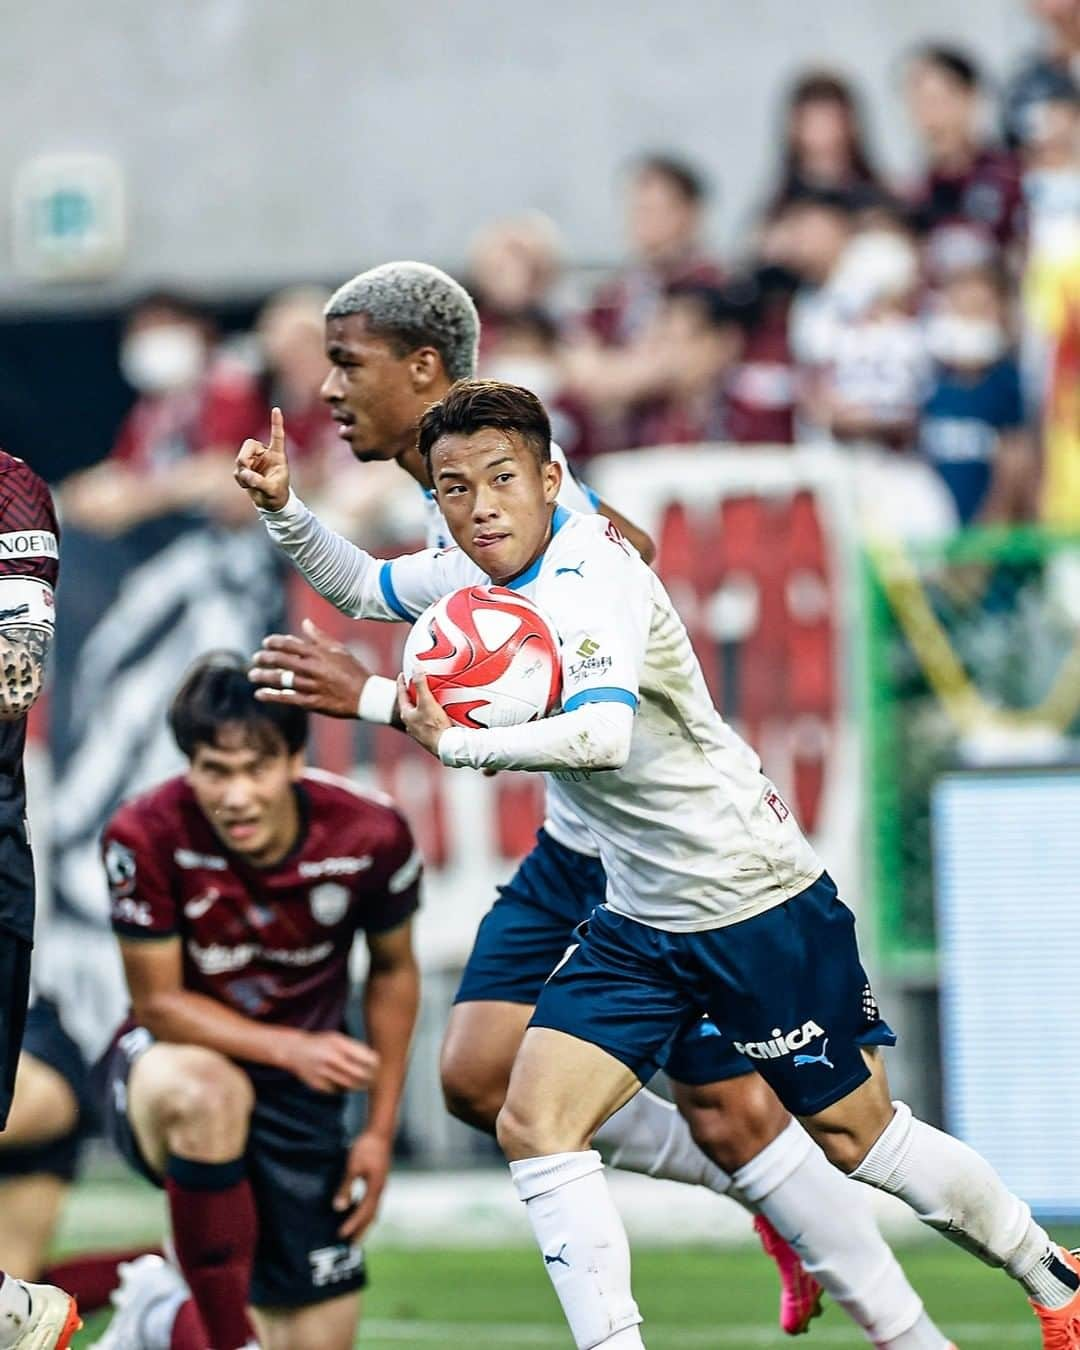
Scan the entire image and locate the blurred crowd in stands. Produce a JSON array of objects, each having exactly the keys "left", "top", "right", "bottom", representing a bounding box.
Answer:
[{"left": 58, "top": 0, "right": 1080, "bottom": 541}]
